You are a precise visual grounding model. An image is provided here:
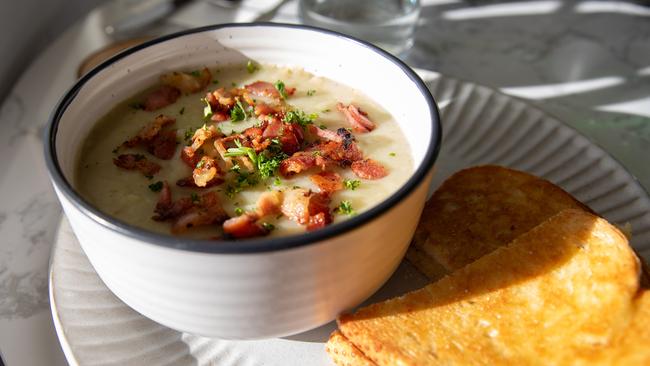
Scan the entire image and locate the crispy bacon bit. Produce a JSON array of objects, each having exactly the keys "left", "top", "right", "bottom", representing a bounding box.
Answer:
[
  {"left": 147, "top": 129, "right": 177, "bottom": 159},
  {"left": 124, "top": 115, "right": 175, "bottom": 148},
  {"left": 143, "top": 86, "right": 181, "bottom": 111},
  {"left": 336, "top": 103, "right": 376, "bottom": 133},
  {"left": 280, "top": 152, "right": 317, "bottom": 177},
  {"left": 307, "top": 125, "right": 343, "bottom": 143},
  {"left": 172, "top": 192, "right": 229, "bottom": 233},
  {"left": 256, "top": 191, "right": 283, "bottom": 217},
  {"left": 351, "top": 158, "right": 388, "bottom": 180},
  {"left": 281, "top": 188, "right": 332, "bottom": 227},
  {"left": 223, "top": 213, "right": 269, "bottom": 238},
  {"left": 161, "top": 68, "right": 211, "bottom": 94},
  {"left": 310, "top": 171, "right": 343, "bottom": 194},
  {"left": 176, "top": 176, "right": 223, "bottom": 188},
  {"left": 307, "top": 212, "right": 329, "bottom": 231},
  {"left": 193, "top": 156, "right": 222, "bottom": 187},
  {"left": 278, "top": 123, "right": 304, "bottom": 155},
  {"left": 210, "top": 111, "right": 229, "bottom": 122},
  {"left": 181, "top": 146, "right": 202, "bottom": 168},
  {"left": 153, "top": 182, "right": 192, "bottom": 221},
  {"left": 113, "top": 154, "right": 161, "bottom": 176},
  {"left": 206, "top": 88, "right": 236, "bottom": 110},
  {"left": 254, "top": 102, "right": 282, "bottom": 117},
  {"left": 245, "top": 81, "right": 281, "bottom": 99}
]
